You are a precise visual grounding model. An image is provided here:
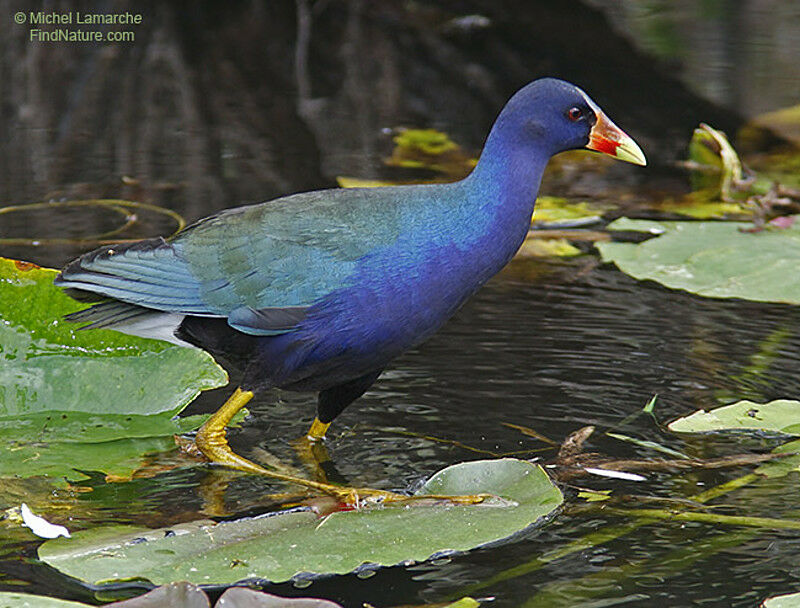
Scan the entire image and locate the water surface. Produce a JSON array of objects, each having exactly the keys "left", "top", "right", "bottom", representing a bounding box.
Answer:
[{"left": 2, "top": 2, "right": 800, "bottom": 607}]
